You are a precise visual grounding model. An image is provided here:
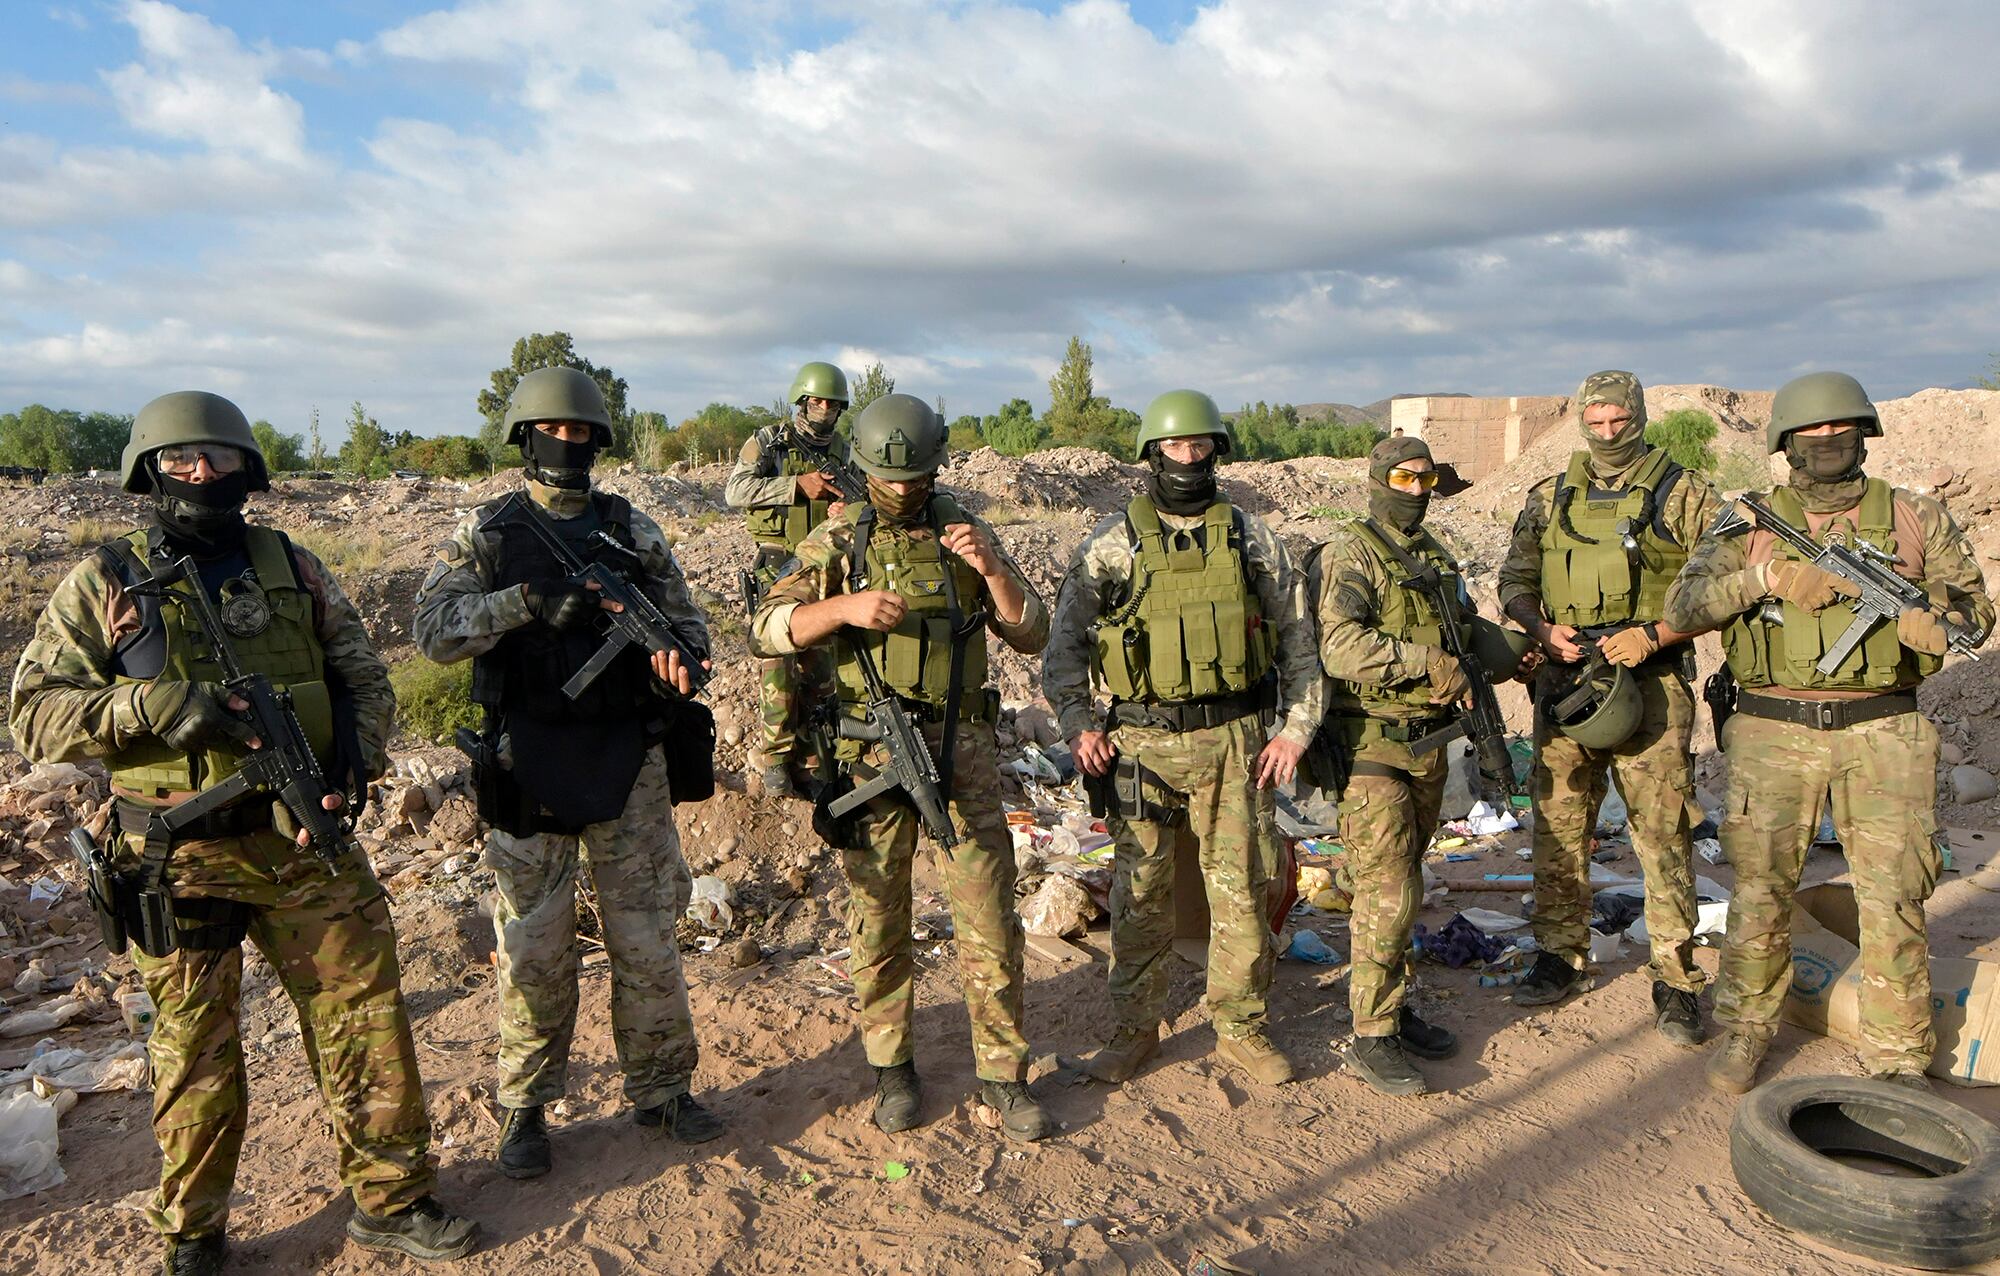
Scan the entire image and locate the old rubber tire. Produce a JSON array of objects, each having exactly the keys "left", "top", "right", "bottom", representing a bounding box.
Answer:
[{"left": 1729, "top": 1075, "right": 2000, "bottom": 1269}]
